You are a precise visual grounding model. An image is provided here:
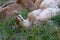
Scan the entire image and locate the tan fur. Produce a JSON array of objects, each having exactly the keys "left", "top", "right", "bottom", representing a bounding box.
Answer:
[
  {"left": 28, "top": 13, "right": 37, "bottom": 23},
  {"left": 0, "top": 3, "right": 23, "bottom": 21},
  {"left": 16, "top": 0, "right": 35, "bottom": 10},
  {"left": 34, "top": 0, "right": 43, "bottom": 9},
  {"left": 16, "top": 8, "right": 60, "bottom": 27},
  {"left": 3, "top": 3, "right": 23, "bottom": 12},
  {"left": 0, "top": 0, "right": 36, "bottom": 21}
]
